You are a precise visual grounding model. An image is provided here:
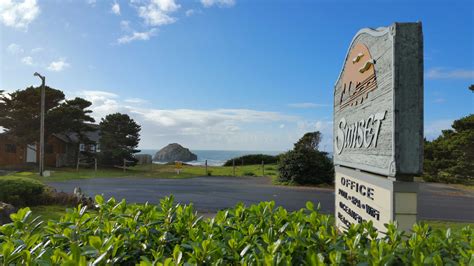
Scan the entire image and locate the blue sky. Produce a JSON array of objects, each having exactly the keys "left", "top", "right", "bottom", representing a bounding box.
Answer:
[{"left": 1, "top": 0, "right": 473, "bottom": 151}]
